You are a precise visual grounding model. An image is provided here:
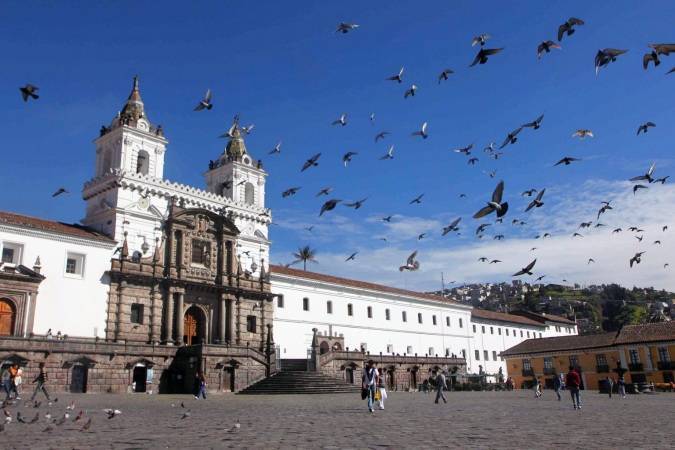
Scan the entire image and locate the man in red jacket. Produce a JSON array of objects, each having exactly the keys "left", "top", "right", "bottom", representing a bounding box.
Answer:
[{"left": 565, "top": 366, "right": 582, "bottom": 409}]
